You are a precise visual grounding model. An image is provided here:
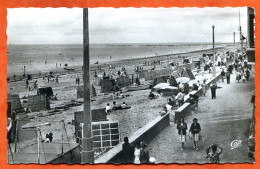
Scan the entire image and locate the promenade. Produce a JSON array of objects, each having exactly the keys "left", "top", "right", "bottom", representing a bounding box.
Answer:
[{"left": 147, "top": 67, "right": 255, "bottom": 163}]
